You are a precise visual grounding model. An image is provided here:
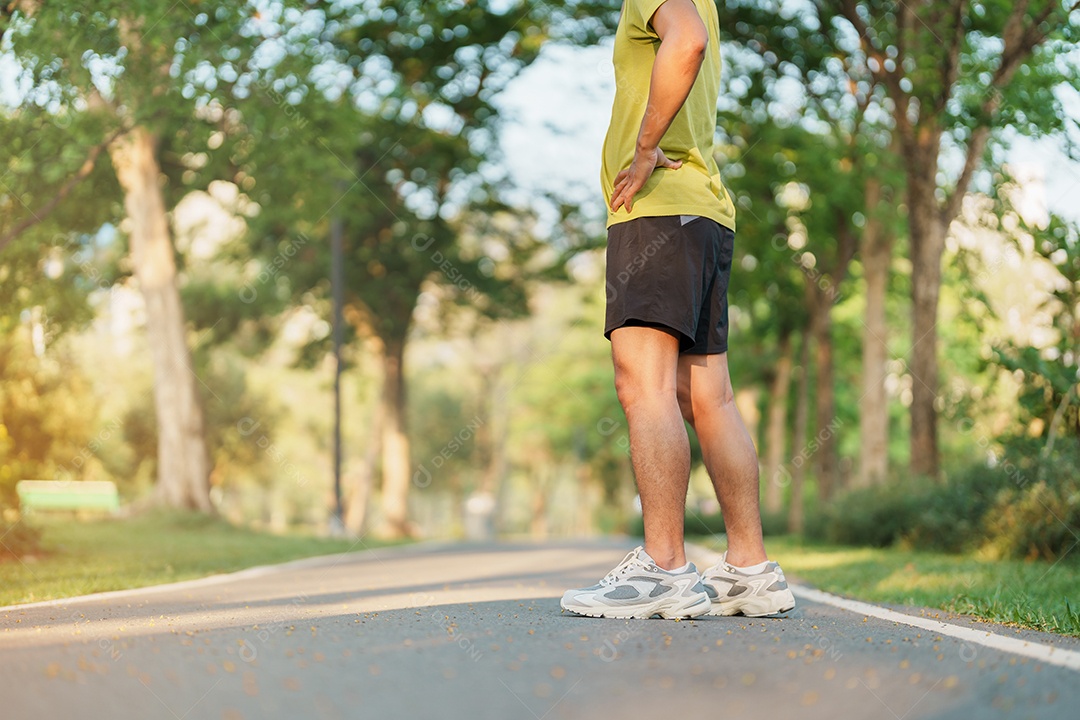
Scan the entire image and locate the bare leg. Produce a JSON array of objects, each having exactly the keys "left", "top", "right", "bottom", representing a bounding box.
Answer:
[
  {"left": 611, "top": 326, "right": 690, "bottom": 570},
  {"left": 677, "top": 352, "right": 767, "bottom": 567}
]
